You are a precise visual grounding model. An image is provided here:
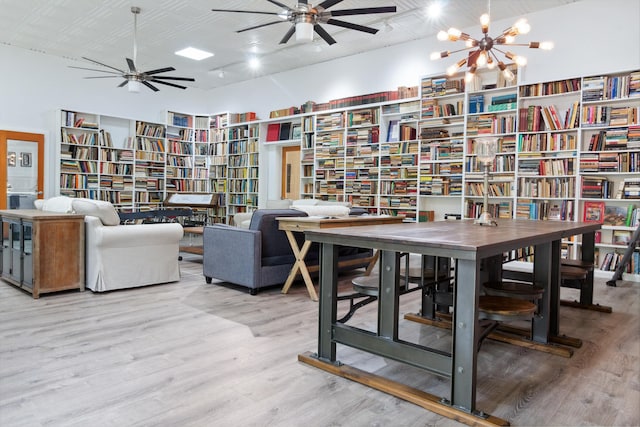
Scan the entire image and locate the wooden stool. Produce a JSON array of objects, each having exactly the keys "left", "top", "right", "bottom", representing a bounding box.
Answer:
[
  {"left": 477, "top": 295, "right": 537, "bottom": 349},
  {"left": 479, "top": 295, "right": 537, "bottom": 322},
  {"left": 483, "top": 280, "right": 544, "bottom": 301},
  {"left": 561, "top": 258, "right": 594, "bottom": 271}
]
